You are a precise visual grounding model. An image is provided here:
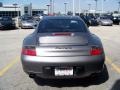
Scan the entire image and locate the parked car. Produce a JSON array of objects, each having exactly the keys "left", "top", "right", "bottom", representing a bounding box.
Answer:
[
  {"left": 86, "top": 16, "right": 99, "bottom": 26},
  {"left": 103, "top": 14, "right": 113, "bottom": 21},
  {"left": 113, "top": 16, "right": 120, "bottom": 25},
  {"left": 33, "top": 14, "right": 47, "bottom": 21},
  {"left": 80, "top": 14, "right": 90, "bottom": 27},
  {"left": 0, "top": 16, "right": 16, "bottom": 30},
  {"left": 18, "top": 14, "right": 32, "bottom": 27},
  {"left": 21, "top": 16, "right": 105, "bottom": 79},
  {"left": 20, "top": 19, "right": 37, "bottom": 29},
  {"left": 97, "top": 16, "right": 113, "bottom": 26},
  {"left": 19, "top": 16, "right": 37, "bottom": 29},
  {"left": 33, "top": 14, "right": 41, "bottom": 21}
]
